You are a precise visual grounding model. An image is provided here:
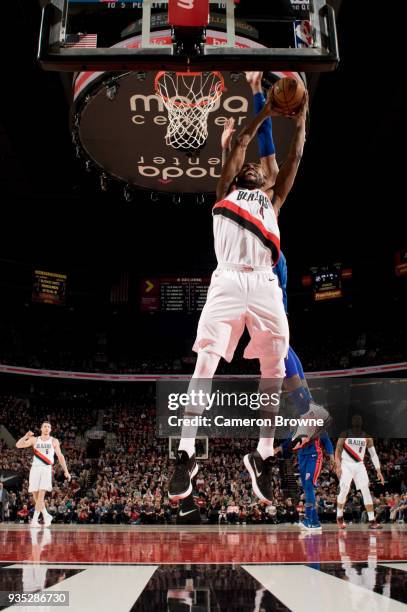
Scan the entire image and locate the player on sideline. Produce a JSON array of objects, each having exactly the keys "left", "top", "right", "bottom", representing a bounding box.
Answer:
[
  {"left": 224, "top": 72, "right": 329, "bottom": 447},
  {"left": 335, "top": 415, "right": 384, "bottom": 530},
  {"left": 276, "top": 431, "right": 335, "bottom": 531},
  {"left": 16, "top": 422, "right": 71, "bottom": 527},
  {"left": 169, "top": 87, "right": 307, "bottom": 505}
]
